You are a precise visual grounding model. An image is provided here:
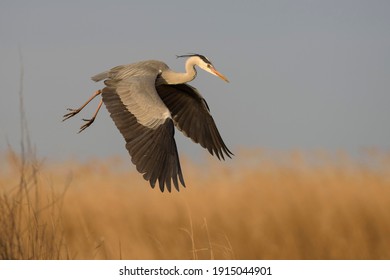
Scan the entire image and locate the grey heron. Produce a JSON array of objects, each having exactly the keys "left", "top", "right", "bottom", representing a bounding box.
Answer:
[{"left": 63, "top": 54, "right": 233, "bottom": 192}]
